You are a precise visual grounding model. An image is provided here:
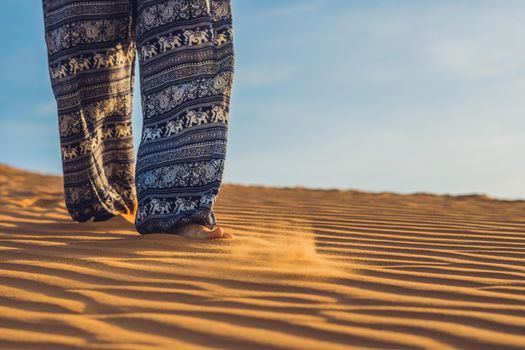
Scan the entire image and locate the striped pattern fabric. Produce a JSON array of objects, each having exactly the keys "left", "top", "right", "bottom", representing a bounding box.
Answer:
[{"left": 41, "top": 0, "right": 235, "bottom": 234}]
